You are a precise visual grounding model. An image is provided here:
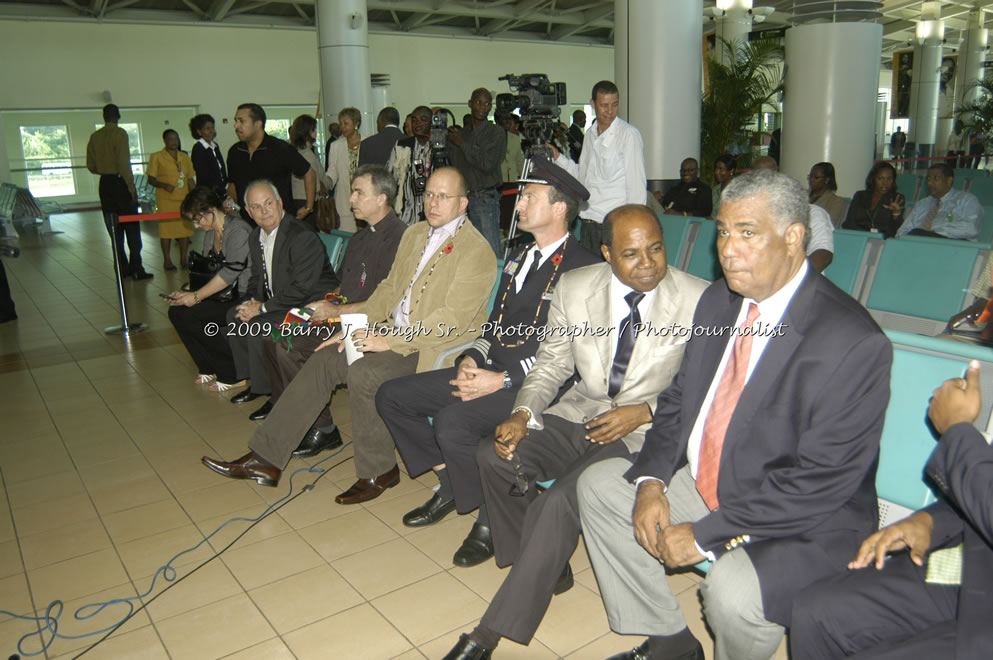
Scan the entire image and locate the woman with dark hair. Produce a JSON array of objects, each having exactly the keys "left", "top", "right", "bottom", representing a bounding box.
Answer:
[
  {"left": 842, "top": 161, "right": 905, "bottom": 238},
  {"left": 712, "top": 153, "right": 736, "bottom": 215},
  {"left": 147, "top": 128, "right": 196, "bottom": 270},
  {"left": 808, "top": 161, "right": 846, "bottom": 227},
  {"left": 189, "top": 113, "right": 227, "bottom": 196},
  {"left": 289, "top": 114, "right": 332, "bottom": 226},
  {"left": 166, "top": 186, "right": 253, "bottom": 390},
  {"left": 326, "top": 107, "right": 363, "bottom": 232}
]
